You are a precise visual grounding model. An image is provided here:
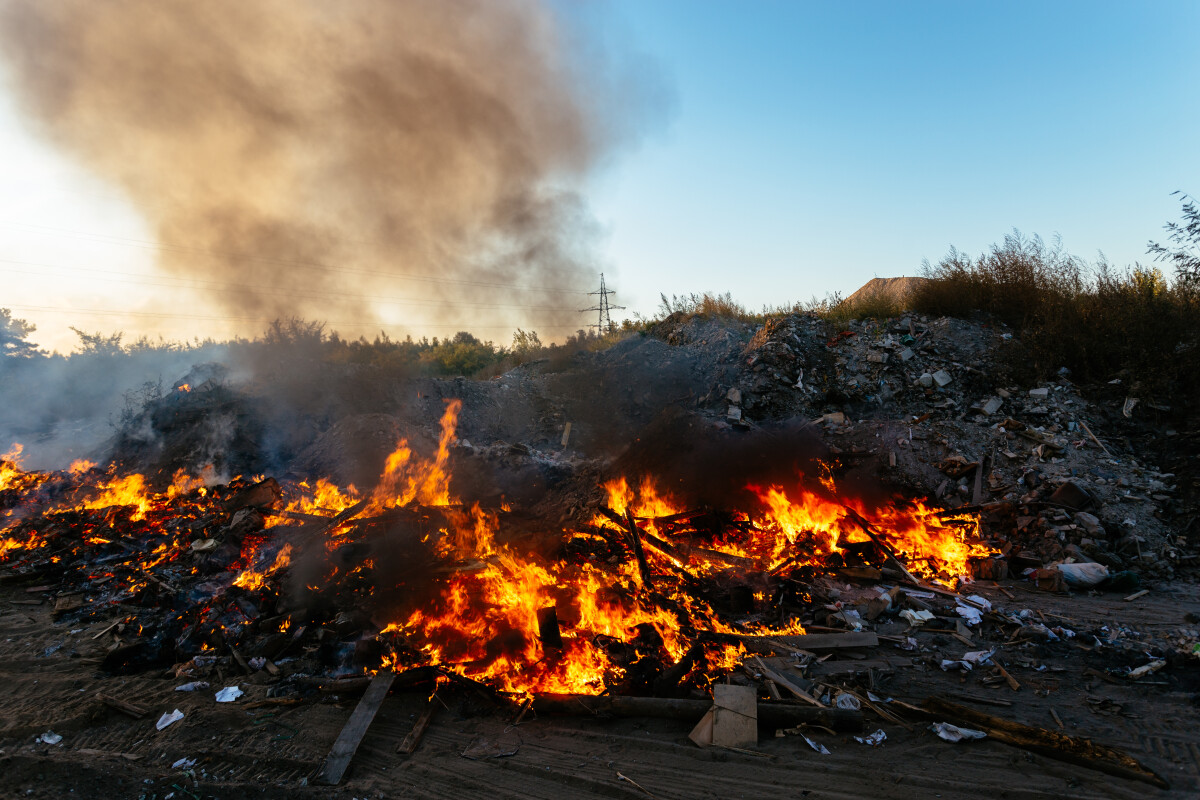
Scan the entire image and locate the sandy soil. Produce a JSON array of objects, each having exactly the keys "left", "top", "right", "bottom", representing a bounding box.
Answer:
[{"left": 2, "top": 577, "right": 1196, "bottom": 800}]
